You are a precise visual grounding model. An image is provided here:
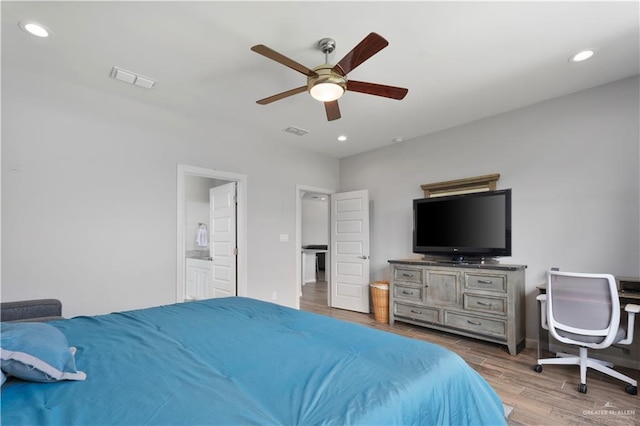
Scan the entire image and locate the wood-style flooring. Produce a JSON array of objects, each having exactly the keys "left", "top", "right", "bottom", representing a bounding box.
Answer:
[{"left": 300, "top": 279, "right": 639, "bottom": 426}]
